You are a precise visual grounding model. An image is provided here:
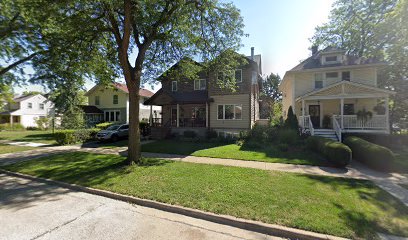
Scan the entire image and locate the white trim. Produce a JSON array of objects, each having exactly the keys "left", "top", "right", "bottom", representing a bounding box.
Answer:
[
  {"left": 287, "top": 63, "right": 387, "bottom": 74},
  {"left": 302, "top": 94, "right": 389, "bottom": 101},
  {"left": 104, "top": 110, "right": 121, "bottom": 122},
  {"left": 113, "top": 94, "right": 119, "bottom": 104},
  {"left": 217, "top": 104, "right": 242, "bottom": 120},
  {"left": 235, "top": 69, "right": 242, "bottom": 83},
  {"left": 194, "top": 79, "right": 206, "bottom": 90}
]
